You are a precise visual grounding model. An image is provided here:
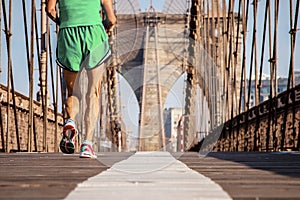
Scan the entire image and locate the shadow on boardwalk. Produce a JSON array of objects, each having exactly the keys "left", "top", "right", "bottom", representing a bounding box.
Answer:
[
  {"left": 206, "top": 151, "right": 300, "bottom": 178},
  {"left": 179, "top": 152, "right": 300, "bottom": 199}
]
